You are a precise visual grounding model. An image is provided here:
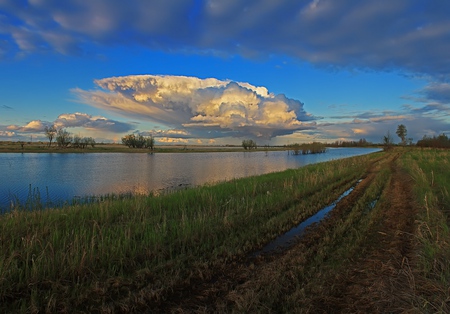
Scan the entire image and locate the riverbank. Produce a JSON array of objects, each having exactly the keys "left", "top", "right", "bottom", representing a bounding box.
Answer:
[
  {"left": 1, "top": 148, "right": 448, "bottom": 312},
  {"left": 0, "top": 140, "right": 374, "bottom": 154},
  {"left": 0, "top": 141, "right": 285, "bottom": 153}
]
